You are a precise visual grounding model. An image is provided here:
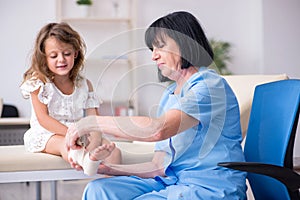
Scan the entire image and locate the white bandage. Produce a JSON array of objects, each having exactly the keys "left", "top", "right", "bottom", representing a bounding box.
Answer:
[{"left": 69, "top": 149, "right": 102, "bottom": 176}]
